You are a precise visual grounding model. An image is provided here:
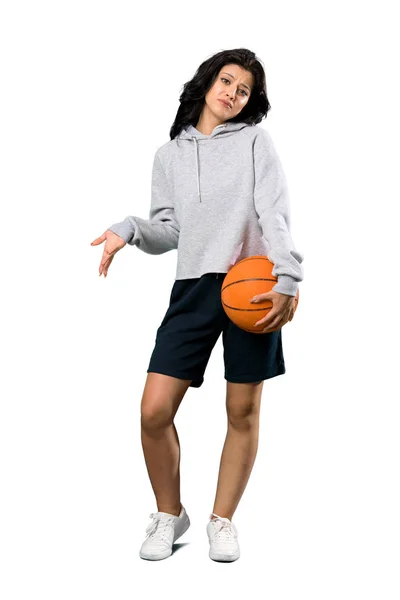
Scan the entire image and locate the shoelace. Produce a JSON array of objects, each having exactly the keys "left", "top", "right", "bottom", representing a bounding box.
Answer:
[
  {"left": 145, "top": 513, "right": 175, "bottom": 542},
  {"left": 209, "top": 514, "right": 238, "bottom": 541}
]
